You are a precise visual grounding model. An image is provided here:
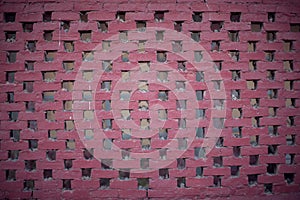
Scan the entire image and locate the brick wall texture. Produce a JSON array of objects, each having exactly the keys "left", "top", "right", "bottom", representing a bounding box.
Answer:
[{"left": 1, "top": 0, "right": 300, "bottom": 199}]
